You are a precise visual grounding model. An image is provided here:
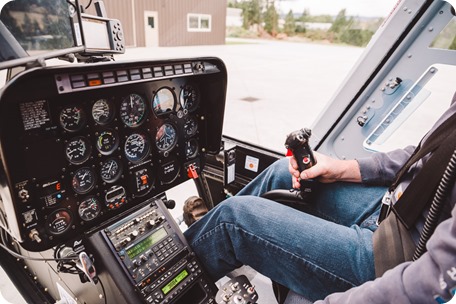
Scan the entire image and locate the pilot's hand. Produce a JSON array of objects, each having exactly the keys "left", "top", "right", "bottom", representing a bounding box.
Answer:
[{"left": 289, "top": 152, "right": 362, "bottom": 189}]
